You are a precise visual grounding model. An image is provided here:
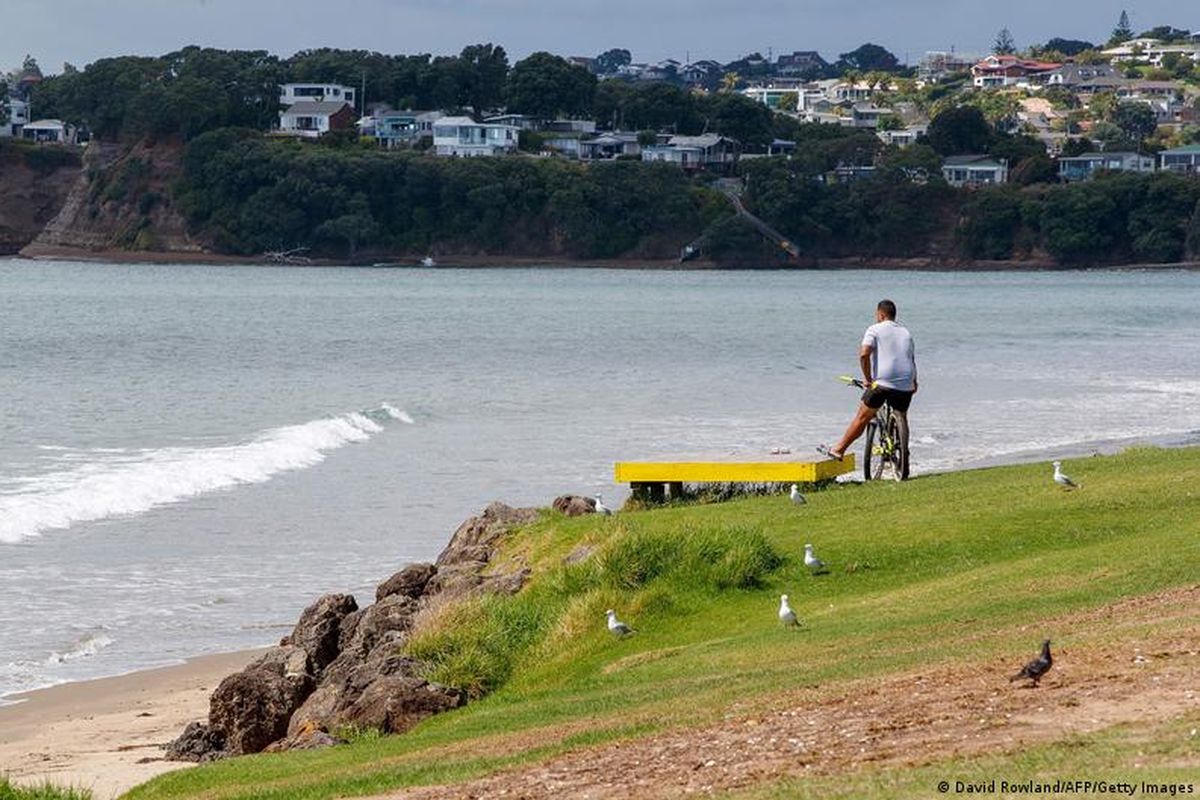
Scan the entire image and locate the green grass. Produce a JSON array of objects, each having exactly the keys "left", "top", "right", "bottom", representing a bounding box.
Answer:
[
  {"left": 124, "top": 446, "right": 1200, "bottom": 800},
  {"left": 0, "top": 777, "right": 92, "bottom": 800}
]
